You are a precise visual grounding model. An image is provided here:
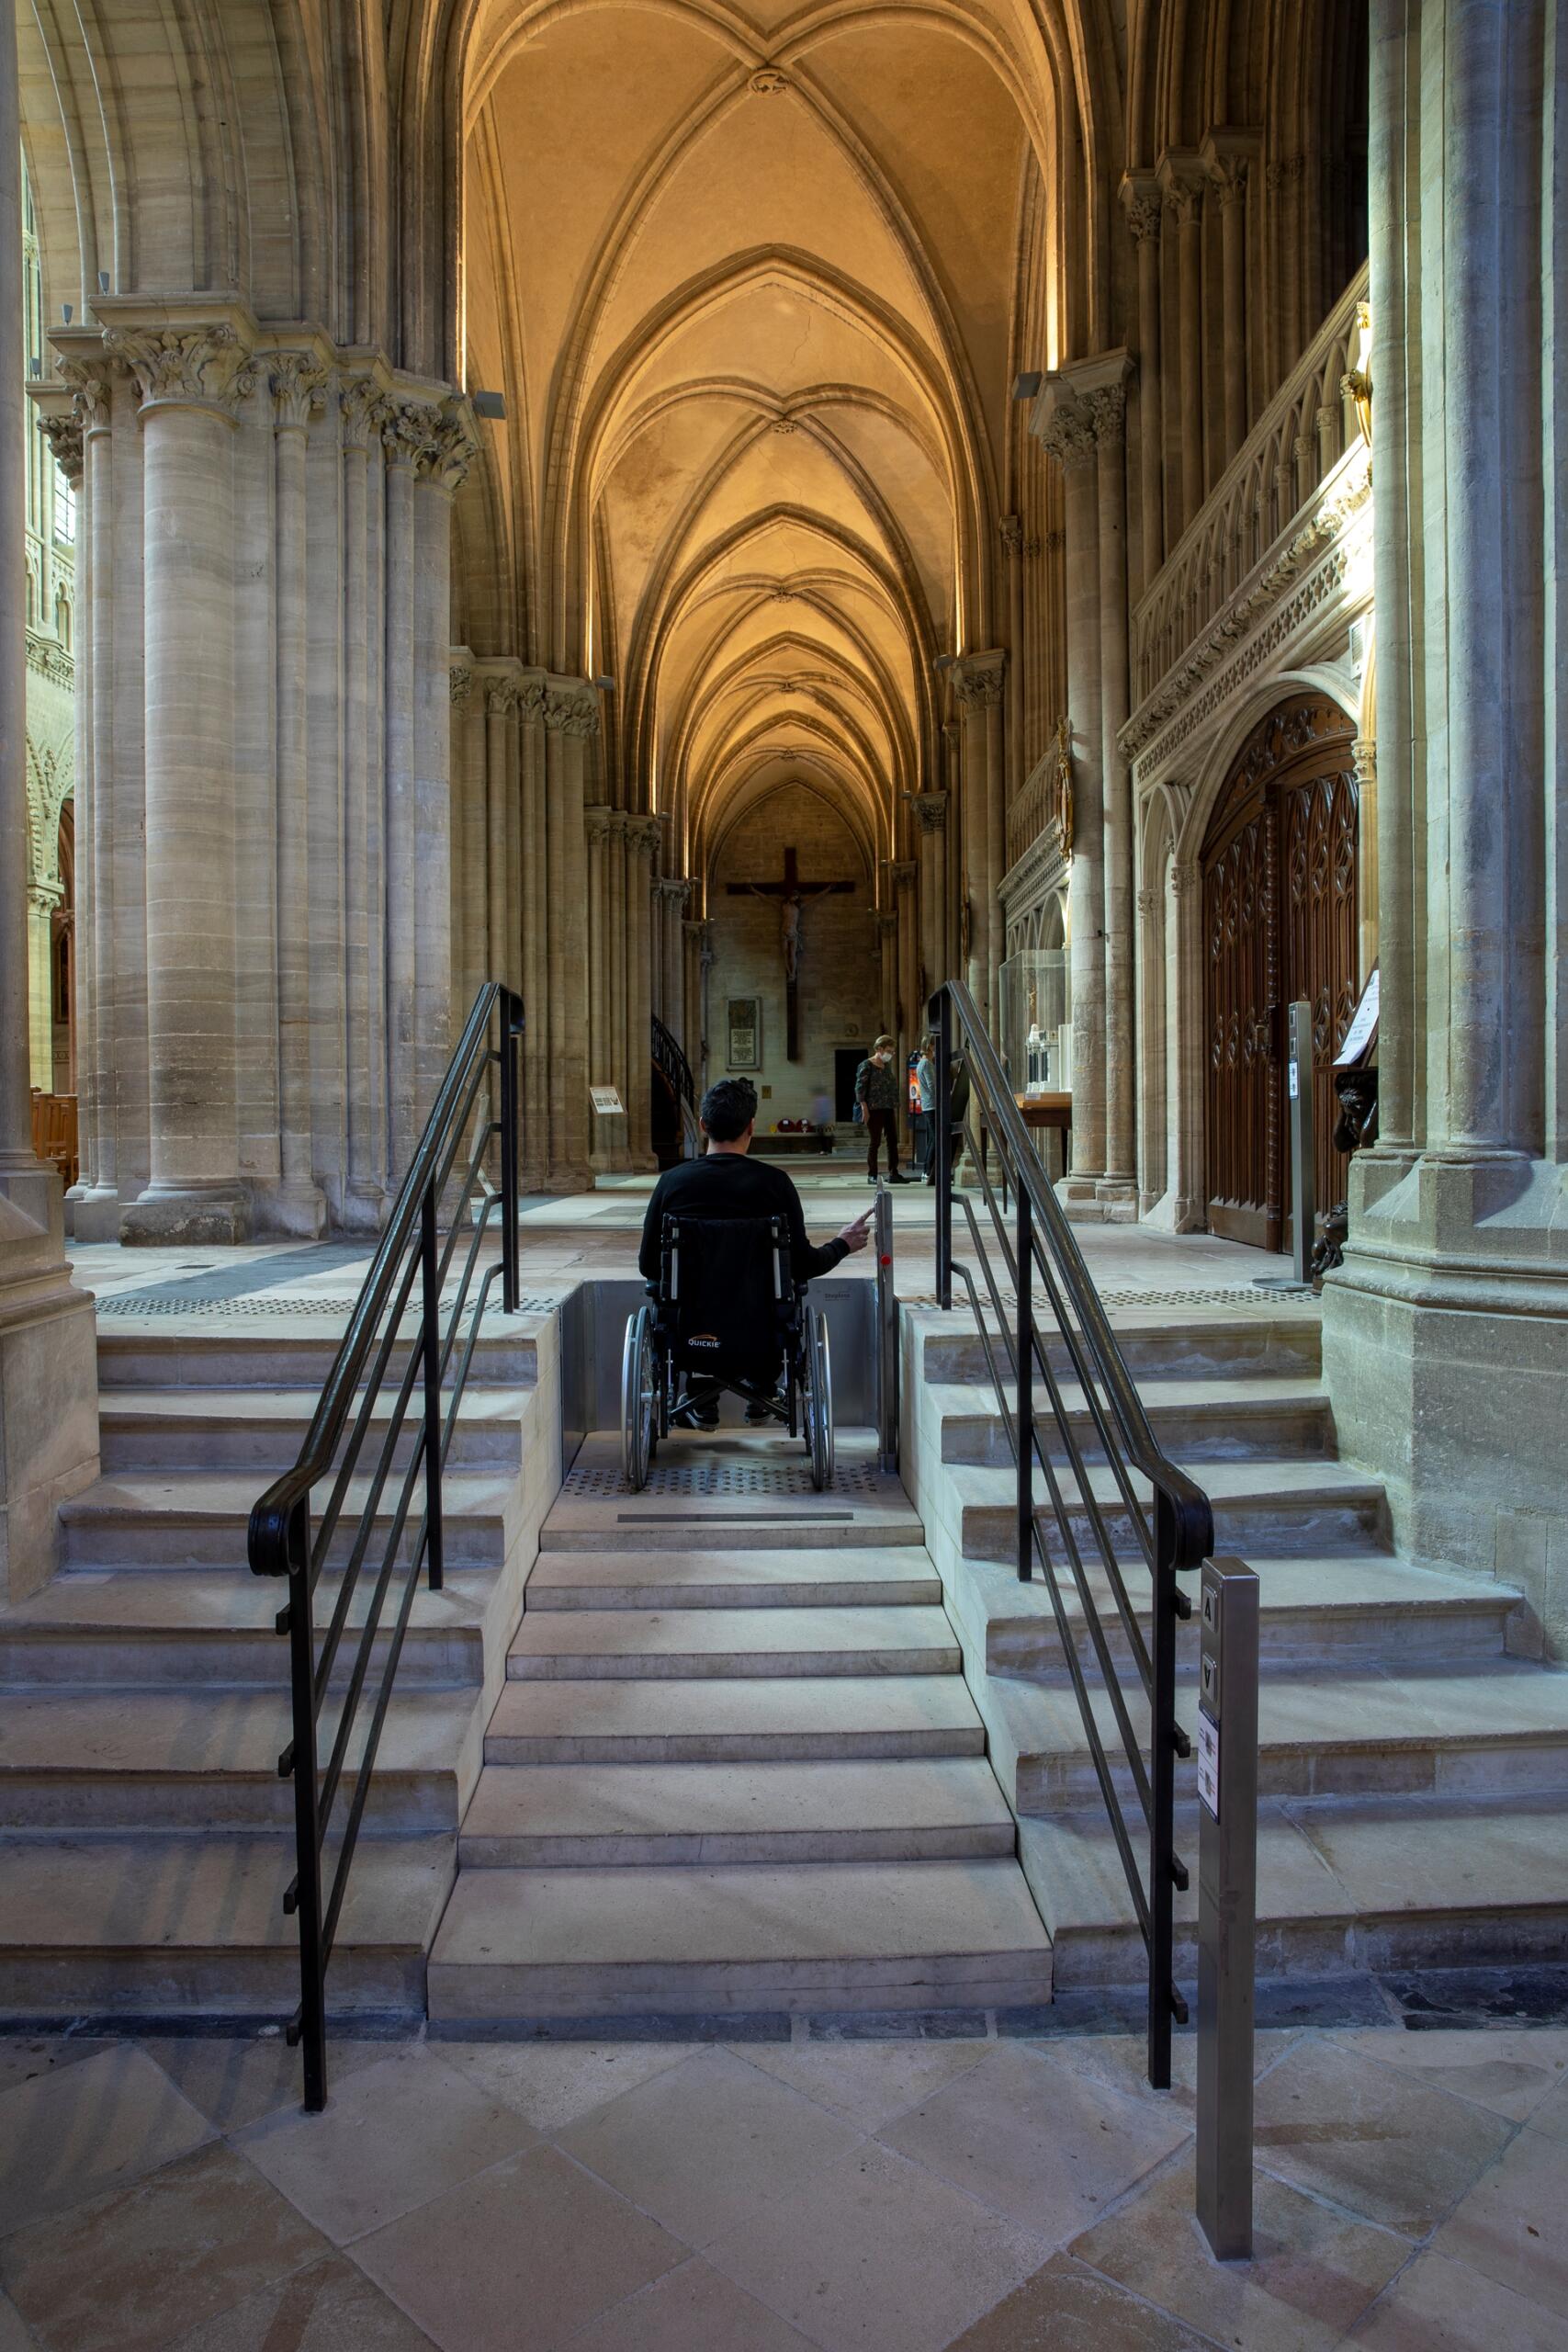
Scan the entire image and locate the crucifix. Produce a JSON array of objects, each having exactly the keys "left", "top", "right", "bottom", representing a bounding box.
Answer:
[{"left": 728, "top": 844, "right": 856, "bottom": 1058}]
